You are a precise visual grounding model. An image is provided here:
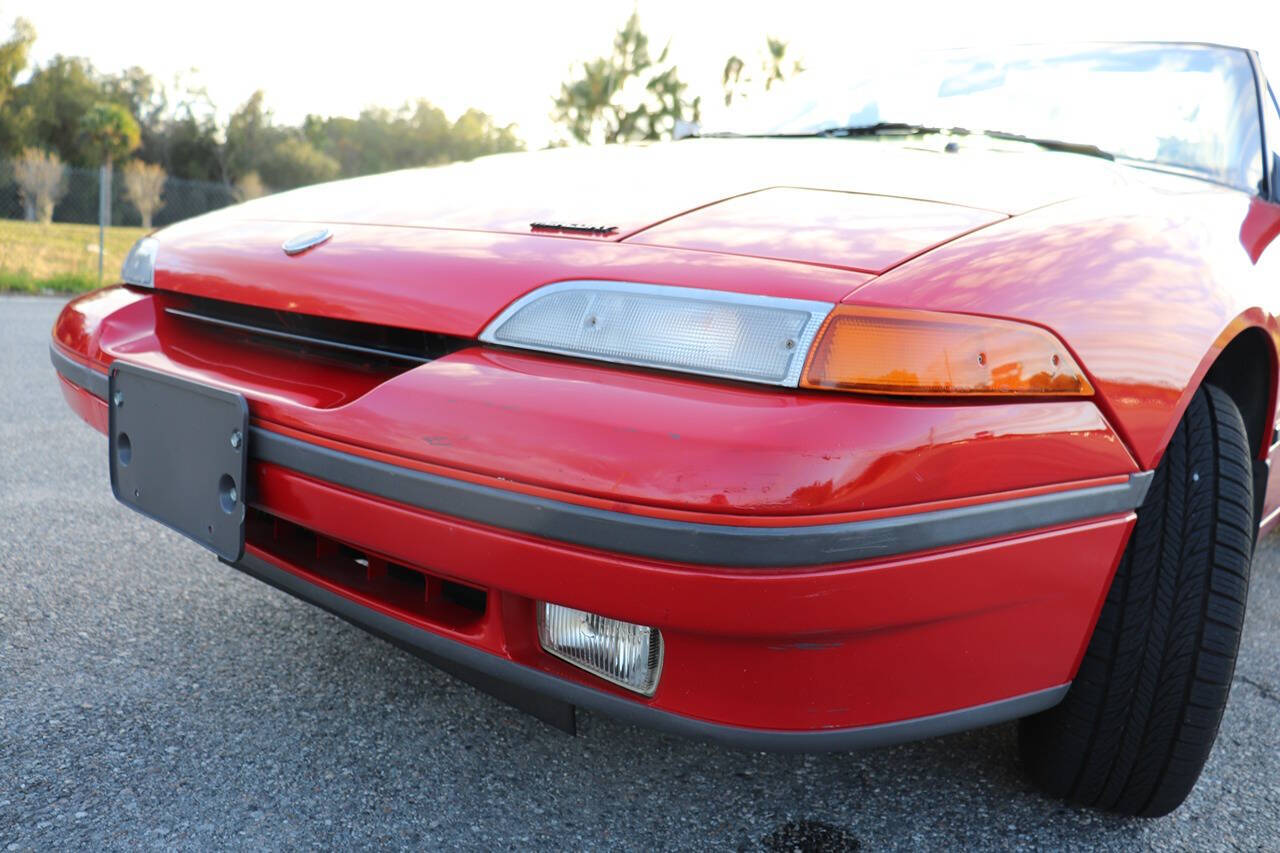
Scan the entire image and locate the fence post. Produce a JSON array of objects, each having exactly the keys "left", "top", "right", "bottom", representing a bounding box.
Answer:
[{"left": 98, "top": 162, "right": 112, "bottom": 284}]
